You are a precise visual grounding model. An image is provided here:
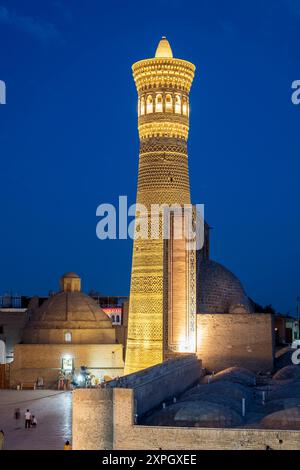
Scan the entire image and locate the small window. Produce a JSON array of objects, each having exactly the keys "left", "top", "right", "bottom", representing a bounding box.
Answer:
[
  {"left": 182, "top": 97, "right": 188, "bottom": 116},
  {"left": 165, "top": 94, "right": 173, "bottom": 112},
  {"left": 0, "top": 326, "right": 3, "bottom": 335},
  {"left": 146, "top": 95, "right": 153, "bottom": 114},
  {"left": 116, "top": 315, "right": 120, "bottom": 323},
  {"left": 175, "top": 94, "right": 181, "bottom": 114},
  {"left": 65, "top": 332, "right": 72, "bottom": 343},
  {"left": 140, "top": 97, "right": 145, "bottom": 115},
  {"left": 155, "top": 94, "right": 163, "bottom": 112}
]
